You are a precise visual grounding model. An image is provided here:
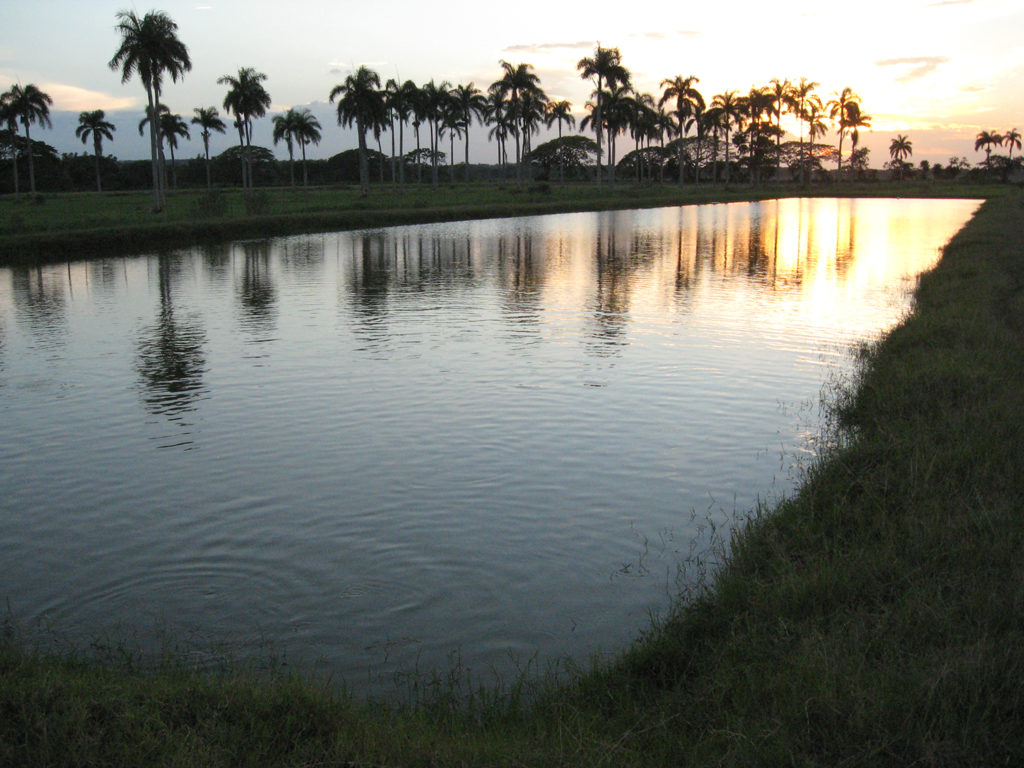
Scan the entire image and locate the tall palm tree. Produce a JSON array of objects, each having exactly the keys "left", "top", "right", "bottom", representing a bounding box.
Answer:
[
  {"left": 485, "top": 87, "right": 511, "bottom": 168},
  {"left": 827, "top": 87, "right": 860, "bottom": 182},
  {"left": 974, "top": 131, "right": 1003, "bottom": 176},
  {"left": 577, "top": 45, "right": 629, "bottom": 185},
  {"left": 711, "top": 90, "right": 742, "bottom": 184},
  {"left": 889, "top": 134, "right": 913, "bottom": 180},
  {"left": 219, "top": 67, "right": 271, "bottom": 189},
  {"left": 0, "top": 100, "right": 19, "bottom": 195},
  {"left": 844, "top": 103, "right": 872, "bottom": 181},
  {"left": 1005, "top": 127, "right": 1022, "bottom": 161},
  {"left": 804, "top": 97, "right": 828, "bottom": 183},
  {"left": 191, "top": 106, "right": 226, "bottom": 189},
  {"left": 545, "top": 100, "right": 575, "bottom": 183},
  {"left": 419, "top": 79, "right": 452, "bottom": 187},
  {"left": 1, "top": 84, "right": 53, "bottom": 197},
  {"left": 660, "top": 75, "right": 703, "bottom": 186},
  {"left": 291, "top": 108, "right": 321, "bottom": 188},
  {"left": 330, "top": 66, "right": 385, "bottom": 197},
  {"left": 109, "top": 9, "right": 191, "bottom": 212},
  {"left": 494, "top": 61, "right": 546, "bottom": 185},
  {"left": 75, "top": 109, "right": 116, "bottom": 193},
  {"left": 450, "top": 83, "right": 487, "bottom": 183},
  {"left": 768, "top": 78, "right": 790, "bottom": 180},
  {"left": 272, "top": 108, "right": 301, "bottom": 186},
  {"left": 787, "top": 78, "right": 819, "bottom": 185},
  {"left": 160, "top": 111, "right": 189, "bottom": 188}
]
